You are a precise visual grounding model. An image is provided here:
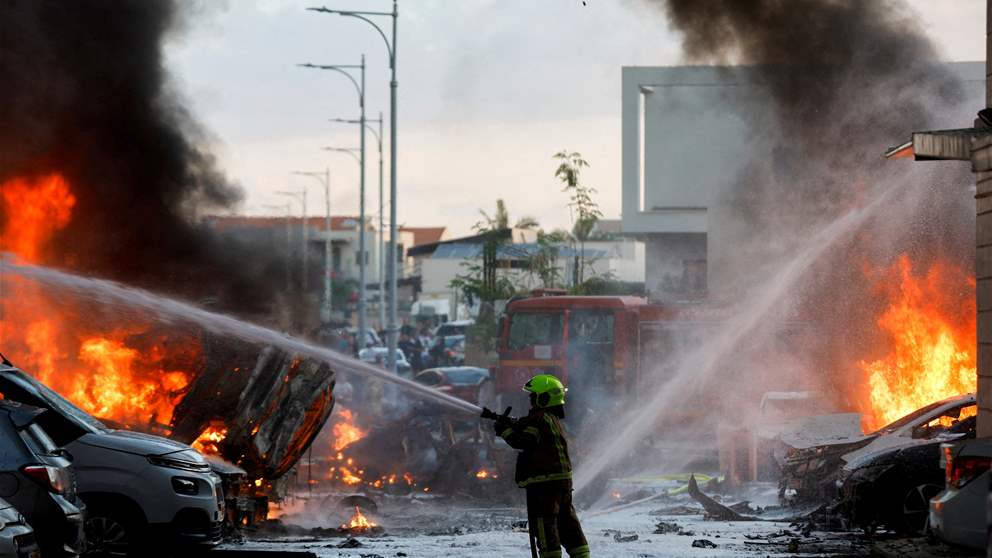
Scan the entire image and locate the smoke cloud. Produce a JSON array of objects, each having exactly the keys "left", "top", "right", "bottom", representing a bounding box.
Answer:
[
  {"left": 577, "top": 0, "right": 978, "bottom": 496},
  {"left": 0, "top": 0, "right": 277, "bottom": 313}
]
